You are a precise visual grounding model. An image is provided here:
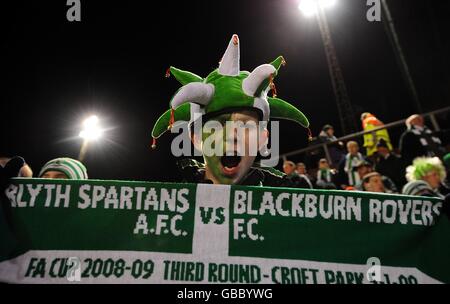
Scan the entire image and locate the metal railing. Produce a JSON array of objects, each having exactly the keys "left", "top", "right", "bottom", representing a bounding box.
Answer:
[{"left": 280, "top": 106, "right": 450, "bottom": 164}]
